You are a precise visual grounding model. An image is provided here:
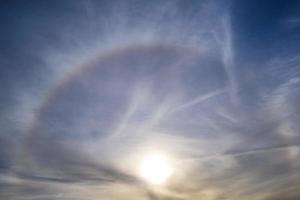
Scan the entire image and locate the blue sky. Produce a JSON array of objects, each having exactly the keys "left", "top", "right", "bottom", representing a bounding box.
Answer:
[{"left": 0, "top": 0, "right": 300, "bottom": 199}]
